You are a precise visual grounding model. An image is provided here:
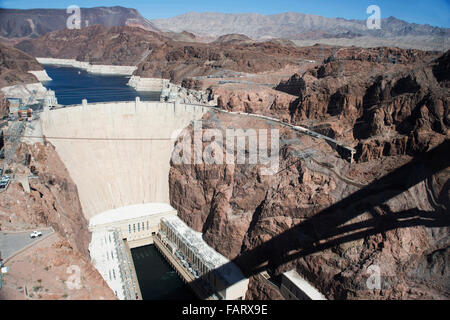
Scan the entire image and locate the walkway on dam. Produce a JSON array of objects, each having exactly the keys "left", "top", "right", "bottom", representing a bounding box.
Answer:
[{"left": 6, "top": 100, "right": 357, "bottom": 164}]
